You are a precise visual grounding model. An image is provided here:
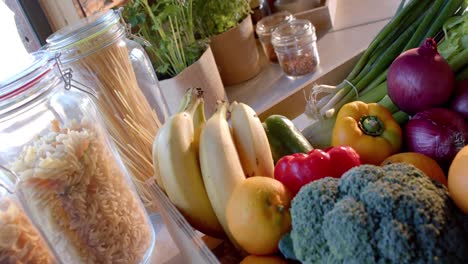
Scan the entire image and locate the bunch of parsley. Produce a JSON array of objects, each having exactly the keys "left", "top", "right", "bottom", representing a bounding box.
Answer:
[
  {"left": 123, "top": 0, "right": 207, "bottom": 79},
  {"left": 193, "top": 0, "right": 251, "bottom": 39}
]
